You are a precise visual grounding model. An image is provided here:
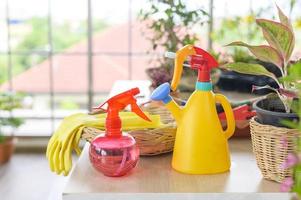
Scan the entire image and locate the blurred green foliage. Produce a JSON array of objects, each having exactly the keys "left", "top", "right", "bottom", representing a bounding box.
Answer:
[
  {"left": 211, "top": 6, "right": 272, "bottom": 62},
  {"left": 231, "top": 48, "right": 255, "bottom": 63},
  {"left": 0, "top": 92, "right": 25, "bottom": 143},
  {"left": 59, "top": 99, "right": 80, "bottom": 110},
  {"left": 138, "top": 0, "right": 209, "bottom": 74},
  {"left": 211, "top": 4, "right": 275, "bottom": 46},
  {"left": 138, "top": 0, "right": 209, "bottom": 91}
]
